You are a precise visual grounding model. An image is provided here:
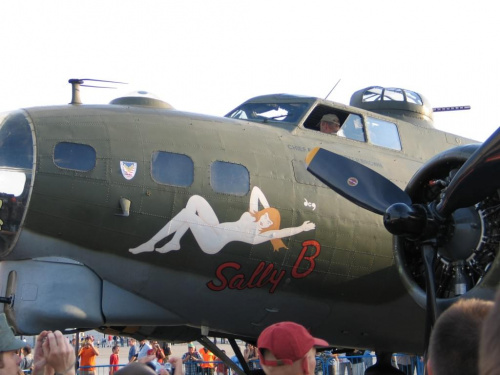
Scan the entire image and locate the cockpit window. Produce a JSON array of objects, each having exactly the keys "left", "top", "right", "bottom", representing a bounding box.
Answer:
[
  {"left": 340, "top": 114, "right": 366, "bottom": 142},
  {"left": 303, "top": 105, "right": 401, "bottom": 150},
  {"left": 303, "top": 106, "right": 366, "bottom": 142},
  {"left": 225, "top": 102, "right": 310, "bottom": 125},
  {"left": 366, "top": 117, "right": 401, "bottom": 150}
]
